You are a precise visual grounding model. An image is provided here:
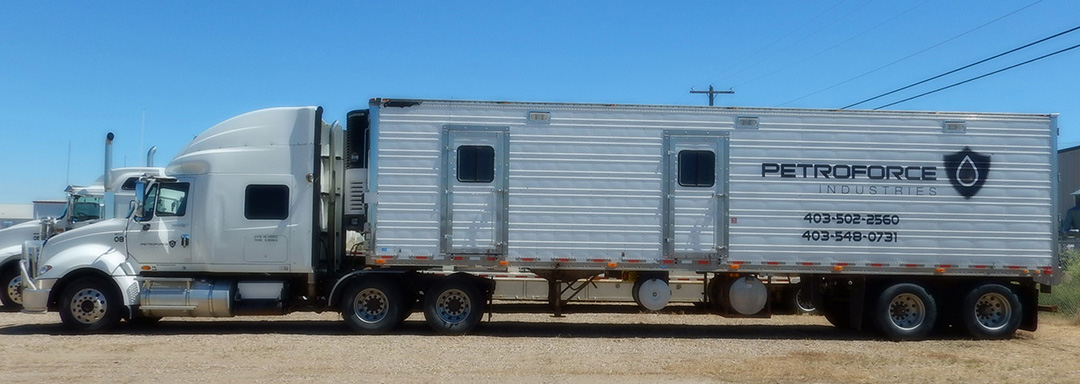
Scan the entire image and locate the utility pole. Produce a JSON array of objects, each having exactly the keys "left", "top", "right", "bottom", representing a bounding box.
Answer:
[{"left": 690, "top": 85, "right": 734, "bottom": 106}]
